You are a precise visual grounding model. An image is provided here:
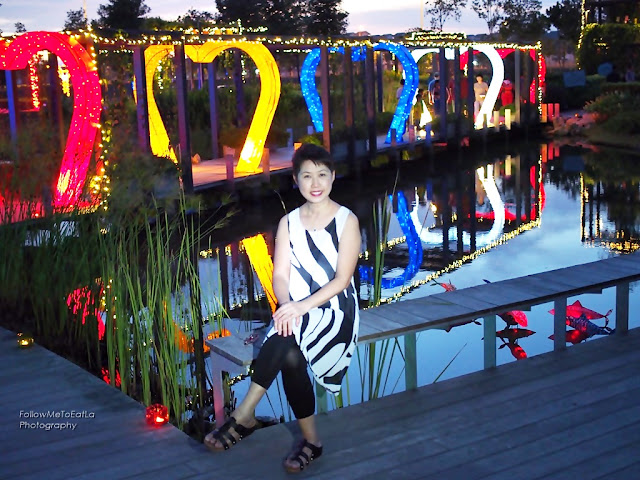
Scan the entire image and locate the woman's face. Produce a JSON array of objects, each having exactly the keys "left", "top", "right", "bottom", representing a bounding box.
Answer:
[{"left": 295, "top": 160, "right": 335, "bottom": 204}]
